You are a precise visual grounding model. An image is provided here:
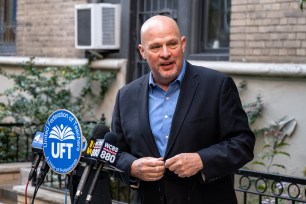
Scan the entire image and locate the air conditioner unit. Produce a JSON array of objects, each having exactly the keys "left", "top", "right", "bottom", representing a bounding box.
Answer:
[{"left": 75, "top": 3, "right": 121, "bottom": 50}]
